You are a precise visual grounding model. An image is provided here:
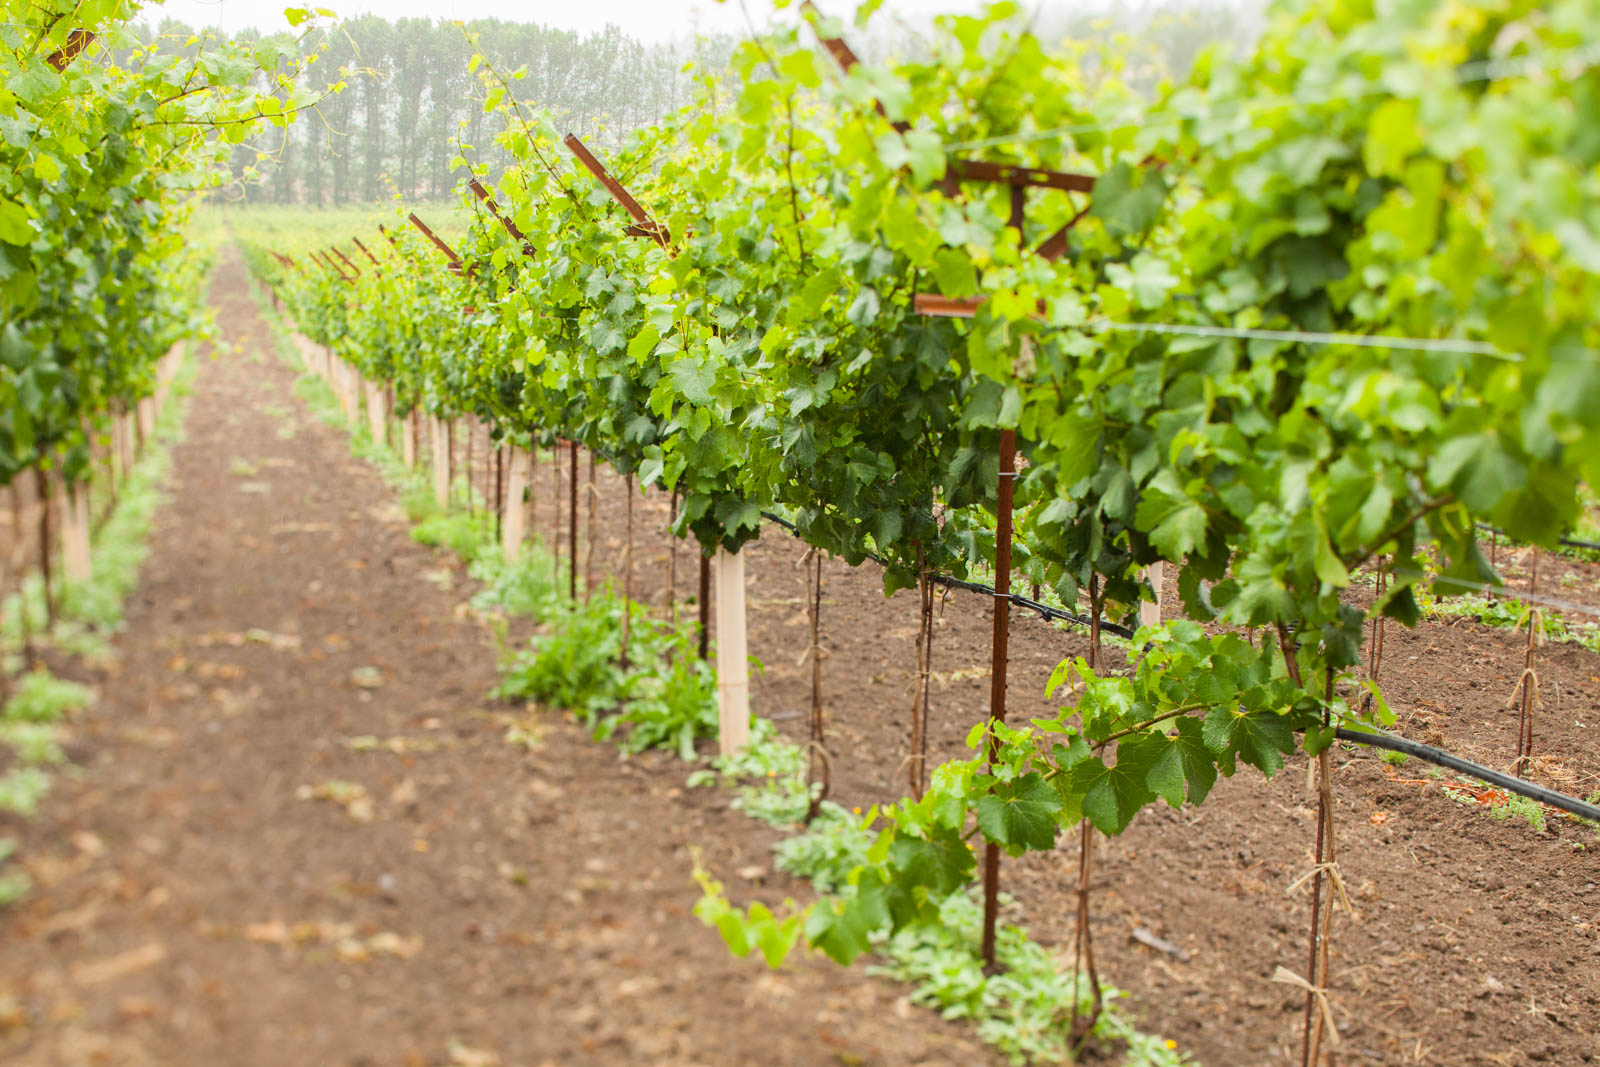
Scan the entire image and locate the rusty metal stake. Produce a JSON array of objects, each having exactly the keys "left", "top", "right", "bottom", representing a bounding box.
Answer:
[
  {"left": 667, "top": 490, "right": 679, "bottom": 625},
  {"left": 1517, "top": 553, "right": 1541, "bottom": 777},
  {"left": 494, "top": 445, "right": 504, "bottom": 544},
  {"left": 621, "top": 474, "right": 634, "bottom": 668},
  {"left": 585, "top": 451, "right": 597, "bottom": 603},
  {"left": 568, "top": 441, "right": 578, "bottom": 601},
  {"left": 980, "top": 428, "right": 1017, "bottom": 971},
  {"left": 698, "top": 553, "right": 711, "bottom": 660},
  {"left": 552, "top": 437, "right": 562, "bottom": 588}
]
